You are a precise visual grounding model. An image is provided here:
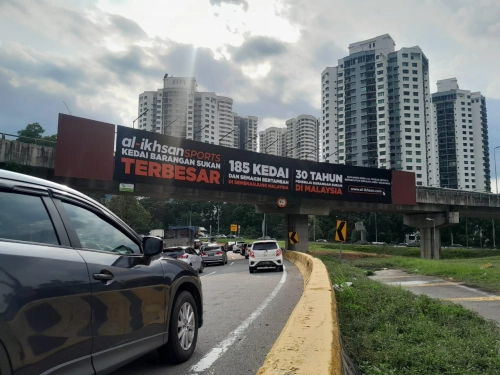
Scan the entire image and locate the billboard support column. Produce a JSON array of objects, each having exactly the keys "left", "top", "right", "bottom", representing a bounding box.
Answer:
[{"left": 285, "top": 214, "right": 309, "bottom": 252}]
